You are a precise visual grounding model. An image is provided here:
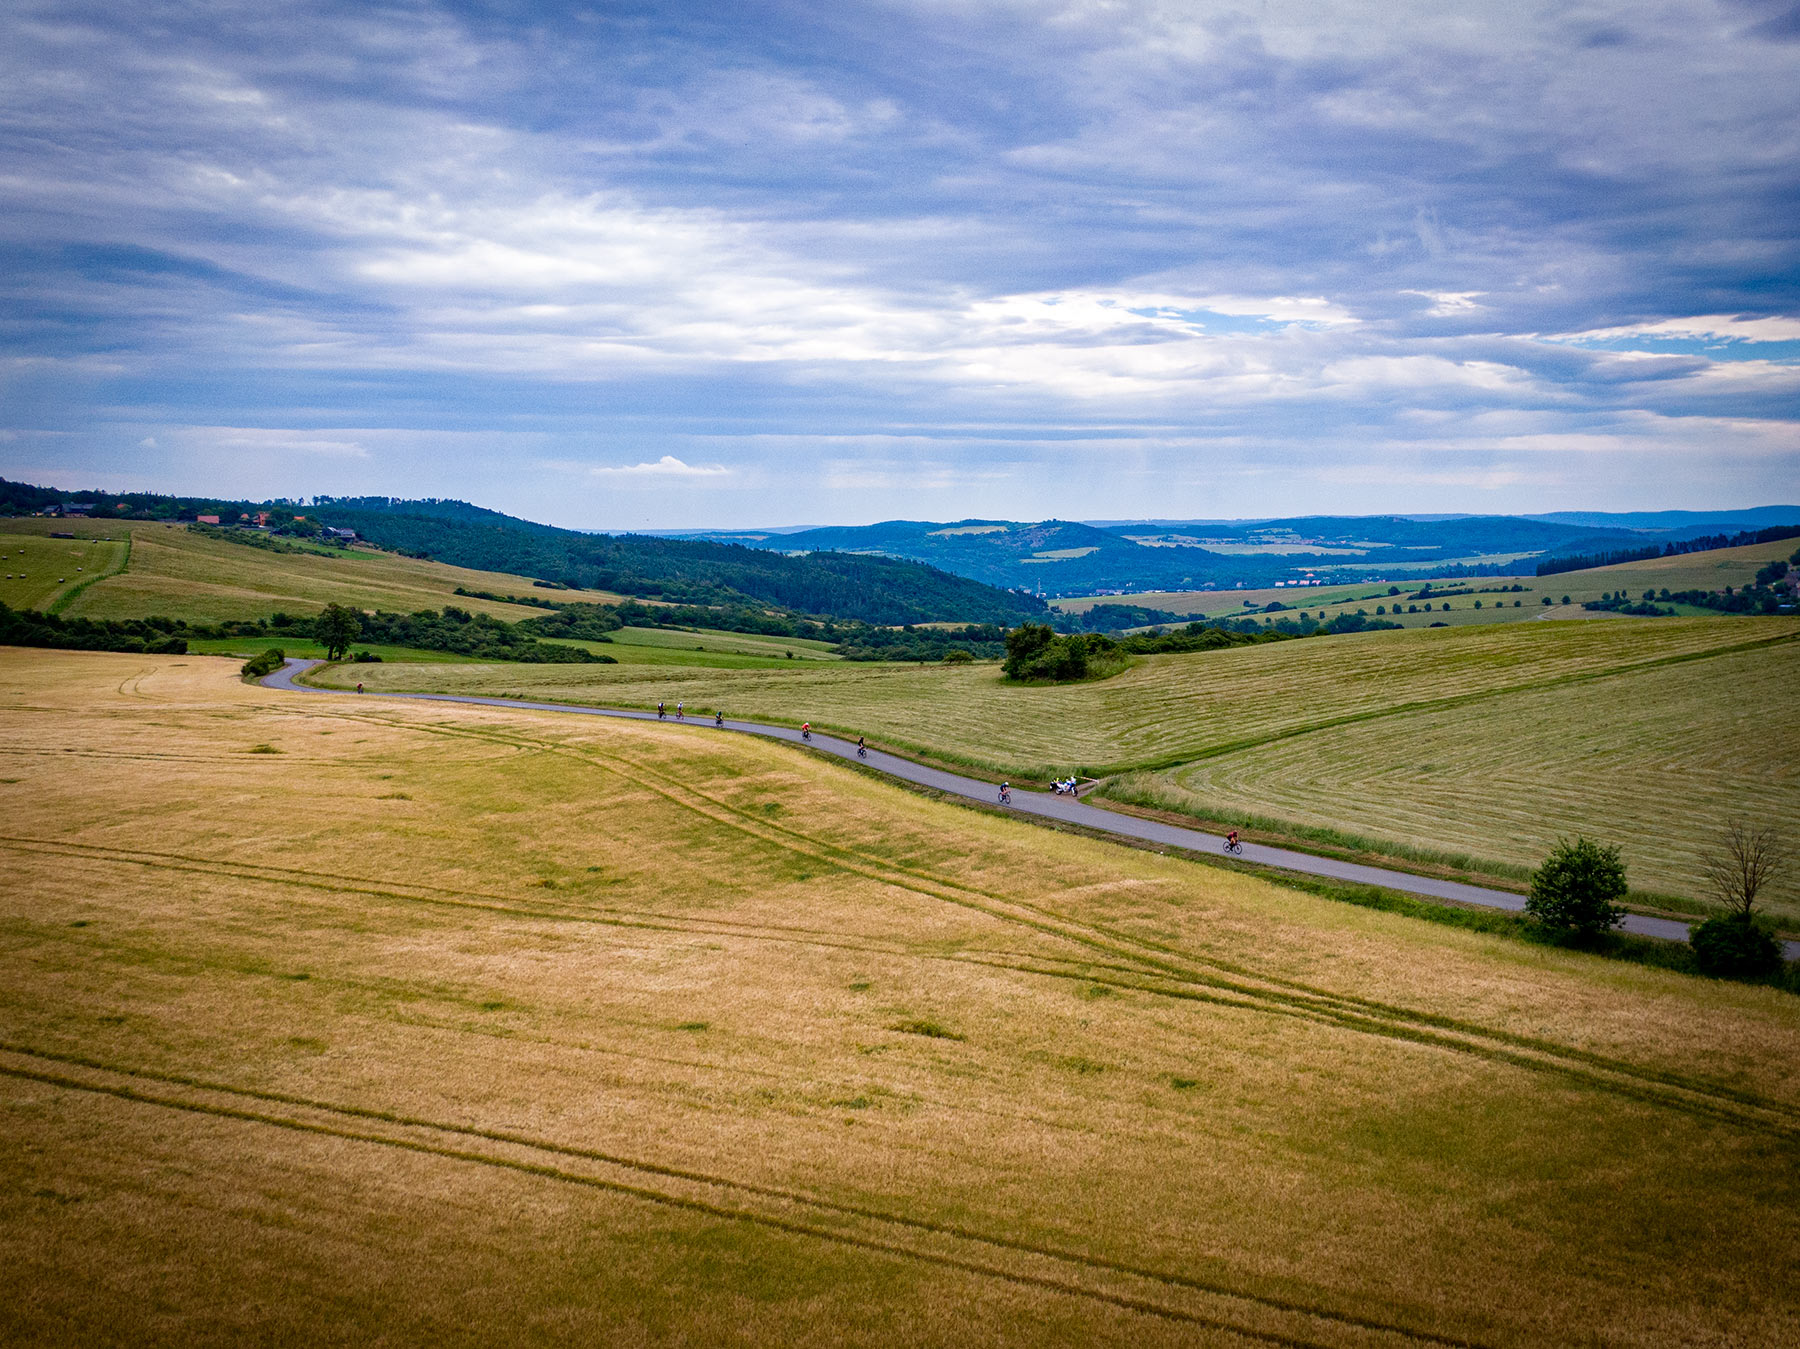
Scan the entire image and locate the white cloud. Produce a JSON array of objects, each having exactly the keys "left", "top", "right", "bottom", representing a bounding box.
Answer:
[
  {"left": 1555, "top": 315, "right": 1800, "bottom": 344},
  {"left": 590, "top": 455, "right": 729, "bottom": 478}
]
